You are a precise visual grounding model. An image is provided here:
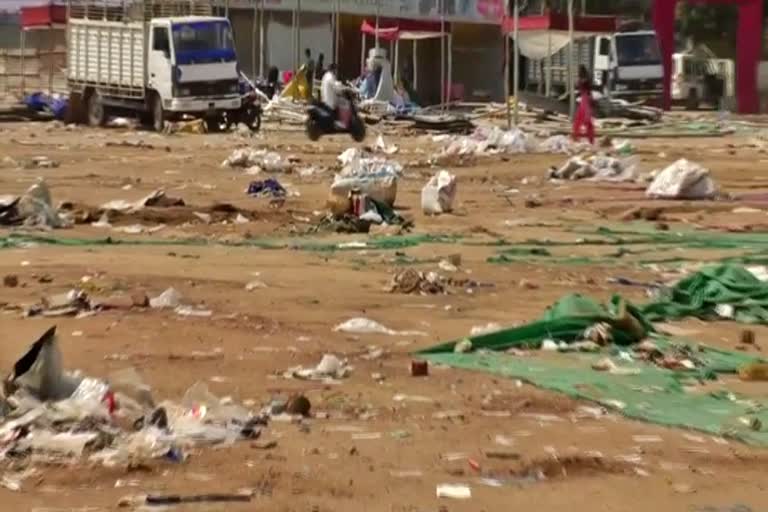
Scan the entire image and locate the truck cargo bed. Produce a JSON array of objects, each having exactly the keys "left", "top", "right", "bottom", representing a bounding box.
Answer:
[{"left": 67, "top": 19, "right": 145, "bottom": 98}]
